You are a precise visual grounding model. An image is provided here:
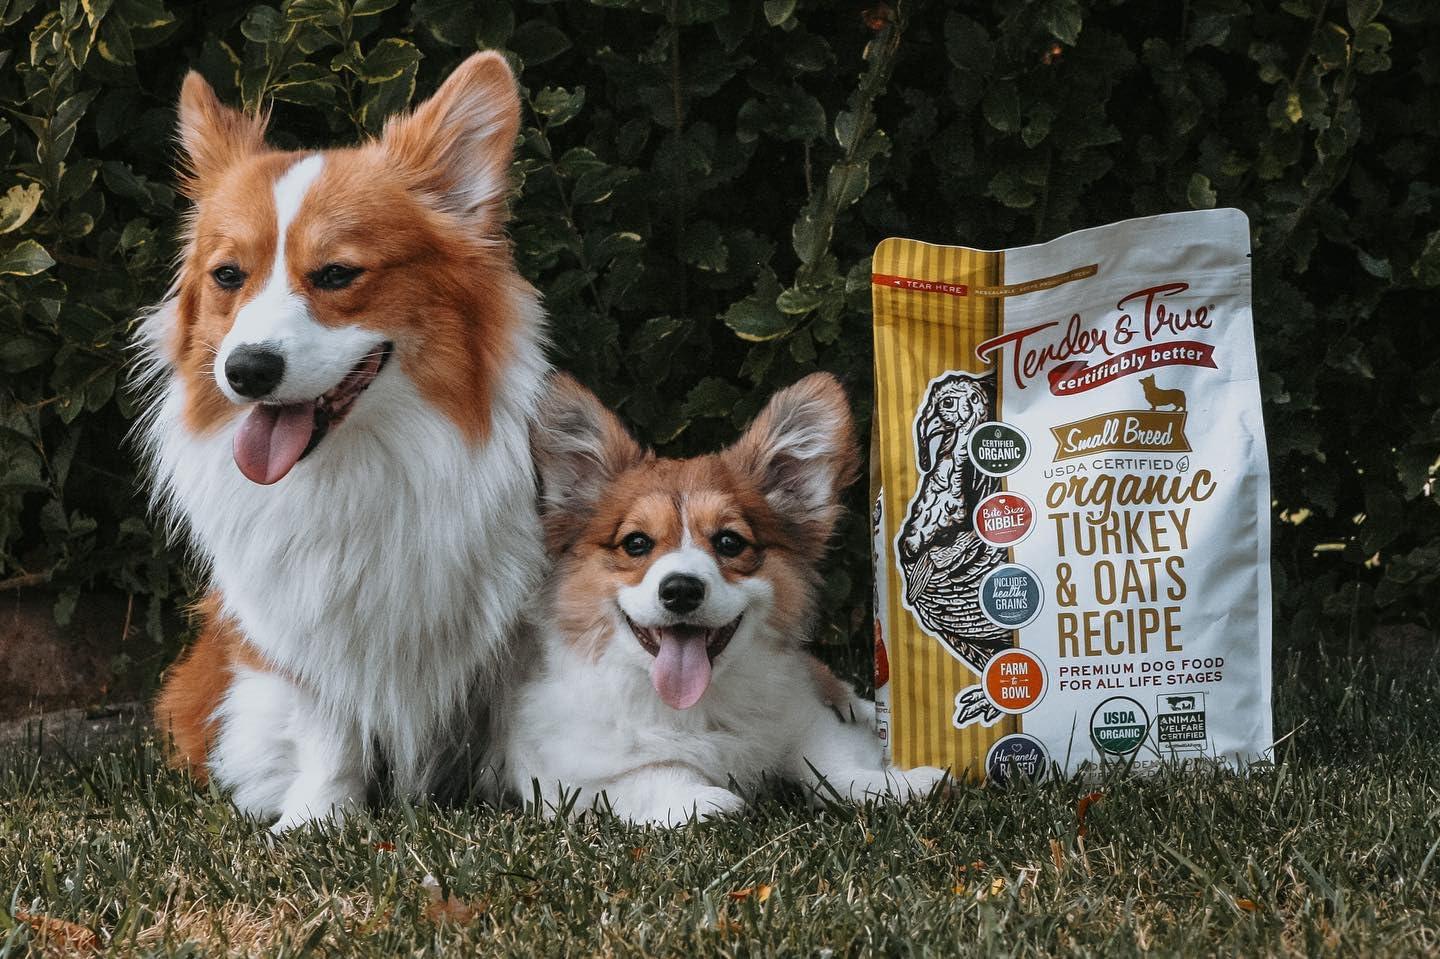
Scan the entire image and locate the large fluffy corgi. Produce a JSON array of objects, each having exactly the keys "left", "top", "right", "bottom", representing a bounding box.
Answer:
[
  {"left": 505, "top": 373, "right": 947, "bottom": 825},
  {"left": 138, "top": 53, "right": 547, "bottom": 831}
]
